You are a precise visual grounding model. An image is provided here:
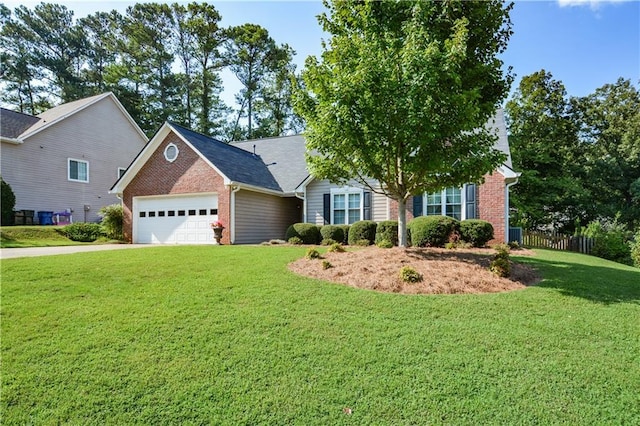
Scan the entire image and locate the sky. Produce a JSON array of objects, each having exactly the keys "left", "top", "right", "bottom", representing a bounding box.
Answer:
[{"left": 2, "top": 0, "right": 639, "bottom": 106}]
